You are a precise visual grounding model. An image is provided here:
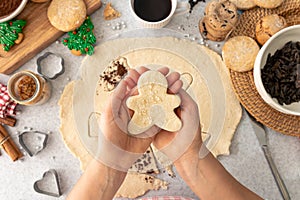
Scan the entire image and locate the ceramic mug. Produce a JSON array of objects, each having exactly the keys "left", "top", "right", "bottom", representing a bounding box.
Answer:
[{"left": 129, "top": 0, "right": 190, "bottom": 28}]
